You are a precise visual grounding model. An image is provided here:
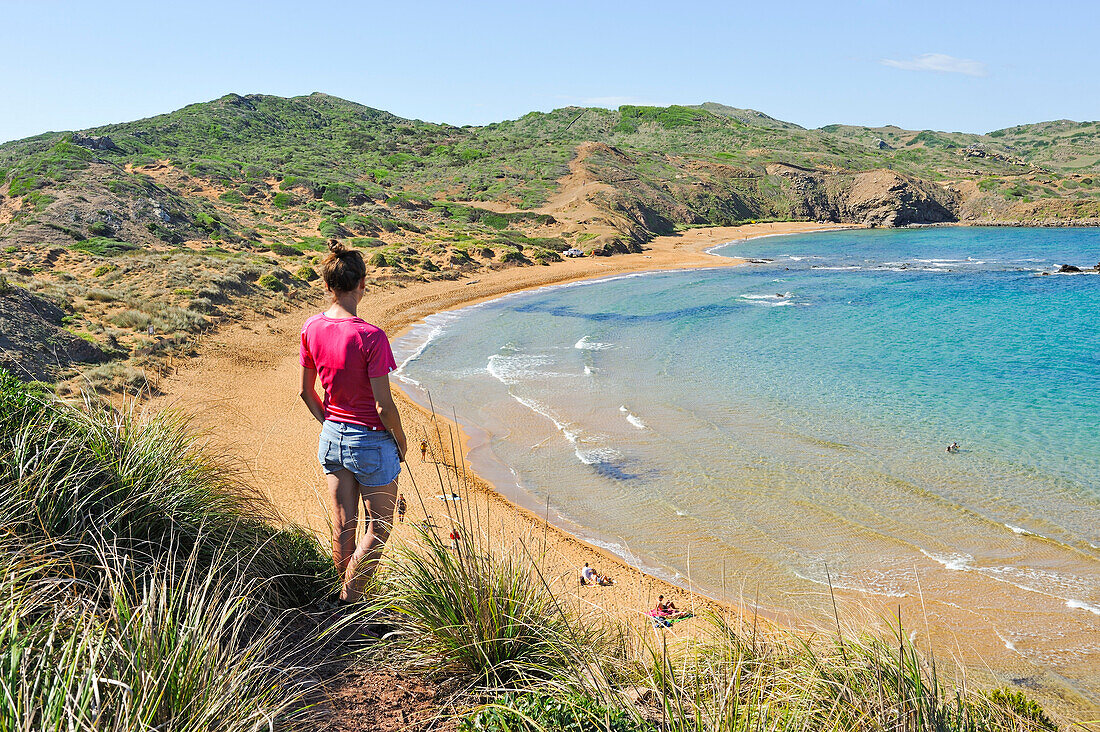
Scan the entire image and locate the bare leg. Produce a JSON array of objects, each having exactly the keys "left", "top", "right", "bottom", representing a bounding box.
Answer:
[
  {"left": 327, "top": 470, "right": 361, "bottom": 590},
  {"left": 342, "top": 478, "right": 399, "bottom": 602}
]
